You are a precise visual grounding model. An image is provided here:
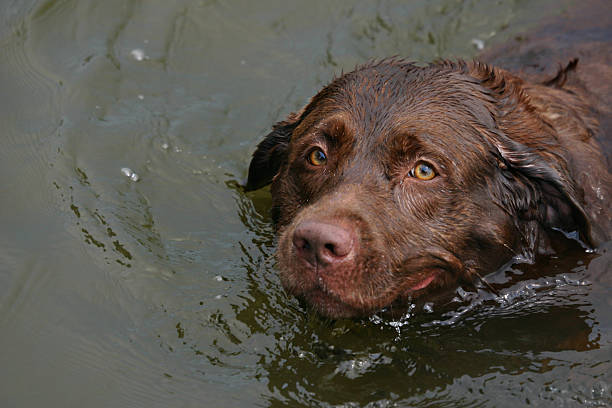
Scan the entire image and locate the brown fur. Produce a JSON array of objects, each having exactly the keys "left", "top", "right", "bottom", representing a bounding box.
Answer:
[{"left": 246, "top": 6, "right": 612, "bottom": 319}]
